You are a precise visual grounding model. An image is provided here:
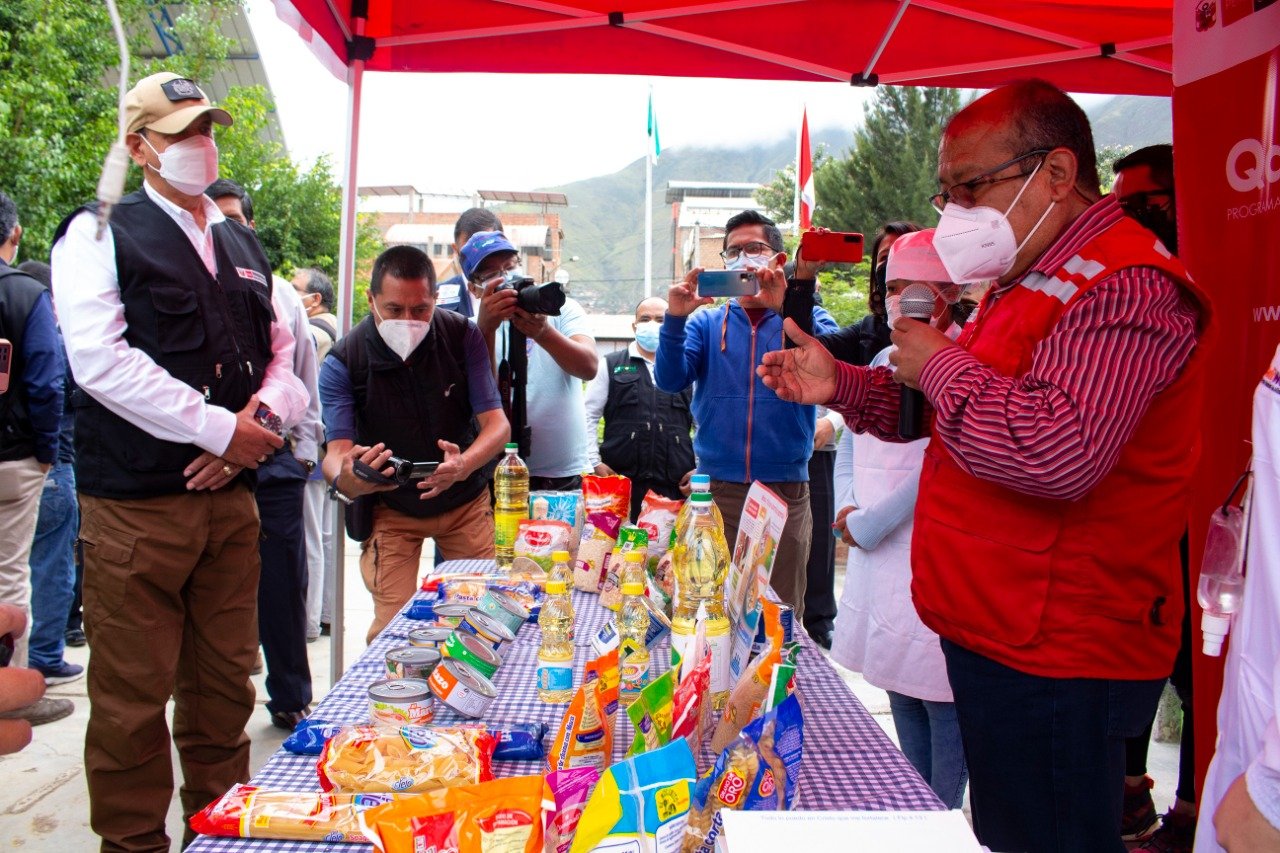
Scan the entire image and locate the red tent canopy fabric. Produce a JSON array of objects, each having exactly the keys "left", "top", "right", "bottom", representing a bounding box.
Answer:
[{"left": 274, "top": 0, "right": 1174, "bottom": 95}]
